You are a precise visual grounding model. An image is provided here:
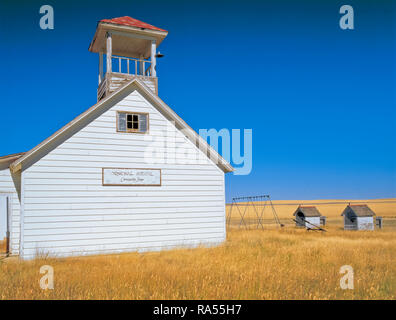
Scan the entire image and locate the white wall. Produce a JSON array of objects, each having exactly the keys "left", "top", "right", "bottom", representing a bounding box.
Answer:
[
  {"left": 109, "top": 74, "right": 156, "bottom": 95},
  {"left": 0, "top": 195, "right": 7, "bottom": 240},
  {"left": 357, "top": 217, "right": 374, "bottom": 230},
  {"left": 305, "top": 217, "right": 320, "bottom": 228},
  {"left": 22, "top": 89, "right": 226, "bottom": 259},
  {"left": 0, "top": 168, "right": 20, "bottom": 255}
]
